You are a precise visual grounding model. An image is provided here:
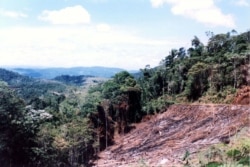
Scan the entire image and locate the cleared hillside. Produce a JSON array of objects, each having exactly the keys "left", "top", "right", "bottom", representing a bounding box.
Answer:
[{"left": 94, "top": 104, "right": 250, "bottom": 167}]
